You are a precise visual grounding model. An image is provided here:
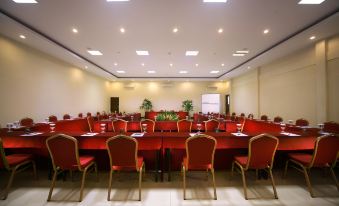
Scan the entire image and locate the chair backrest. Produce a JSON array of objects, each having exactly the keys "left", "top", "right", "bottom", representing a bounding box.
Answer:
[
  {"left": 323, "top": 121, "right": 339, "bottom": 134},
  {"left": 240, "top": 113, "right": 245, "bottom": 117},
  {"left": 177, "top": 119, "right": 192, "bottom": 132},
  {"left": 273, "top": 116, "right": 283, "bottom": 123},
  {"left": 87, "top": 116, "right": 95, "bottom": 132},
  {"left": 63, "top": 114, "right": 71, "bottom": 120},
  {"left": 49, "top": 115, "right": 58, "bottom": 122},
  {"left": 309, "top": 135, "right": 339, "bottom": 167},
  {"left": 186, "top": 134, "right": 216, "bottom": 167},
  {"left": 87, "top": 112, "right": 91, "bottom": 117},
  {"left": 112, "top": 119, "right": 128, "bottom": 133},
  {"left": 260, "top": 115, "right": 268, "bottom": 121},
  {"left": 140, "top": 119, "right": 155, "bottom": 132},
  {"left": 247, "top": 113, "right": 254, "bottom": 119},
  {"left": 246, "top": 134, "right": 279, "bottom": 169},
  {"left": 20, "top": 117, "right": 34, "bottom": 127},
  {"left": 106, "top": 135, "right": 139, "bottom": 170},
  {"left": 78, "top": 113, "right": 83, "bottom": 118},
  {"left": 46, "top": 134, "right": 80, "bottom": 170},
  {"left": 0, "top": 138, "right": 10, "bottom": 170},
  {"left": 205, "top": 119, "right": 220, "bottom": 132},
  {"left": 296, "top": 118, "right": 309, "bottom": 126}
]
